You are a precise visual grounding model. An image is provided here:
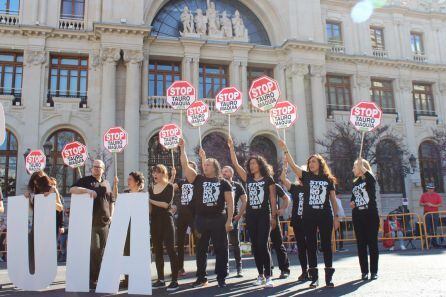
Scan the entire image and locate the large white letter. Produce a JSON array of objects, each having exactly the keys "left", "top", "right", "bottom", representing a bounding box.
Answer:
[
  {"left": 65, "top": 194, "right": 93, "bottom": 292},
  {"left": 96, "top": 193, "right": 151, "bottom": 295},
  {"left": 7, "top": 194, "right": 57, "bottom": 290}
]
